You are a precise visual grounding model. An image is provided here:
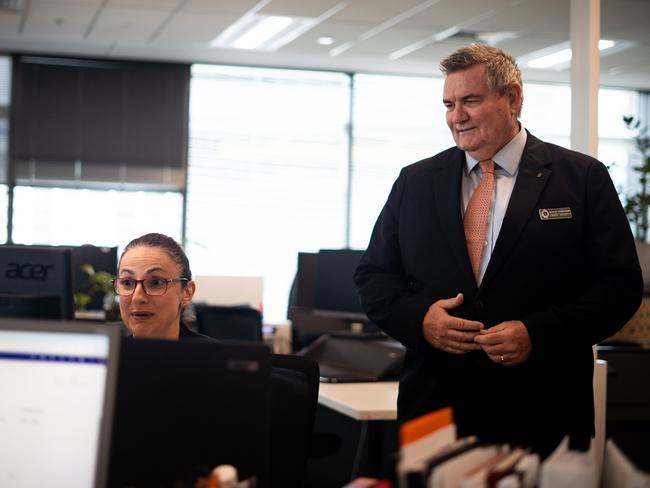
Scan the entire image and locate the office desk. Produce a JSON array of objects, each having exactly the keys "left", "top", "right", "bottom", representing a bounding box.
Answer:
[
  {"left": 318, "top": 381, "right": 398, "bottom": 421},
  {"left": 306, "top": 382, "right": 399, "bottom": 487}
]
